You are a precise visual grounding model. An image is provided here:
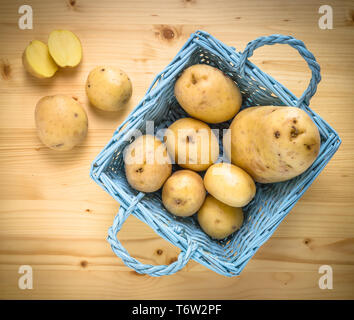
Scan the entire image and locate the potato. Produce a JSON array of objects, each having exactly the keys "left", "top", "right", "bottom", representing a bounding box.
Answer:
[
  {"left": 164, "top": 117, "right": 219, "bottom": 171},
  {"left": 224, "top": 106, "right": 321, "bottom": 183},
  {"left": 174, "top": 64, "right": 242, "bottom": 123},
  {"left": 198, "top": 195, "right": 244, "bottom": 239},
  {"left": 35, "top": 95, "right": 88, "bottom": 151},
  {"left": 48, "top": 30, "right": 82, "bottom": 68},
  {"left": 204, "top": 163, "right": 256, "bottom": 207},
  {"left": 86, "top": 66, "right": 132, "bottom": 111},
  {"left": 124, "top": 135, "right": 172, "bottom": 193},
  {"left": 162, "top": 170, "right": 206, "bottom": 217},
  {"left": 22, "top": 40, "right": 58, "bottom": 78}
]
